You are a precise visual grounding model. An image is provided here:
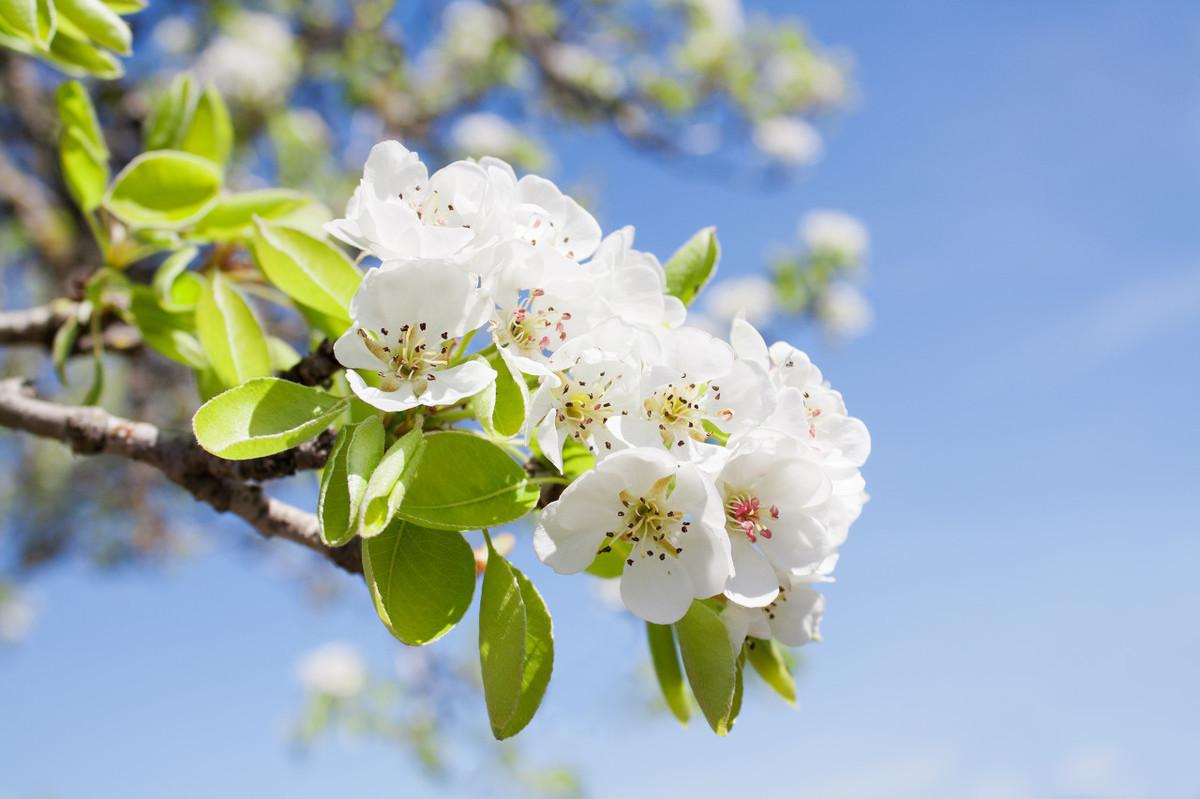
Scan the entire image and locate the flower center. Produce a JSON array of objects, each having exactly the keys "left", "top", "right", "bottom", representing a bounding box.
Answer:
[
  {"left": 398, "top": 185, "right": 465, "bottom": 229},
  {"left": 596, "top": 481, "right": 690, "bottom": 564},
  {"left": 725, "top": 491, "right": 780, "bottom": 544},
  {"left": 358, "top": 323, "right": 457, "bottom": 396},
  {"left": 553, "top": 368, "right": 626, "bottom": 445},
  {"left": 643, "top": 381, "right": 709, "bottom": 448},
  {"left": 494, "top": 288, "right": 572, "bottom": 357}
]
